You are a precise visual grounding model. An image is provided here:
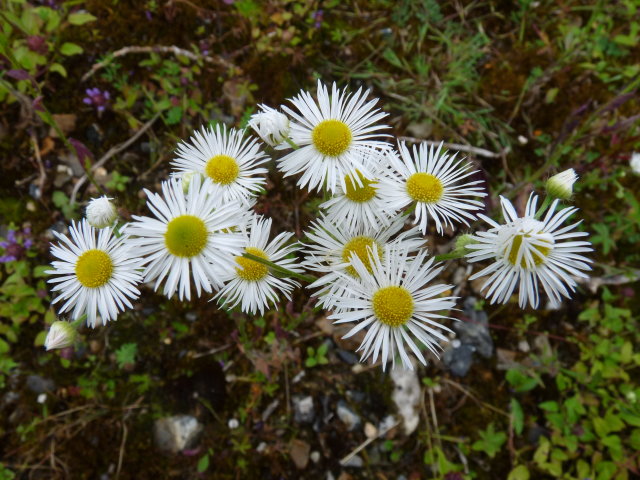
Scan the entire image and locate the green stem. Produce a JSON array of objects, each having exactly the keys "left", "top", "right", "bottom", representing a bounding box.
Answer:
[
  {"left": 534, "top": 195, "right": 553, "bottom": 220},
  {"left": 434, "top": 251, "right": 466, "bottom": 262},
  {"left": 284, "top": 137, "right": 299, "bottom": 149},
  {"left": 242, "top": 252, "right": 317, "bottom": 283}
]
